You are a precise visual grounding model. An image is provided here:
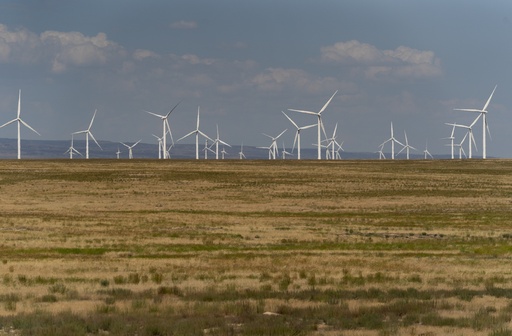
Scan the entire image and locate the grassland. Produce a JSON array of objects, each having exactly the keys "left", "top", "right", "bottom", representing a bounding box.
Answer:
[{"left": 1, "top": 159, "right": 512, "bottom": 335}]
